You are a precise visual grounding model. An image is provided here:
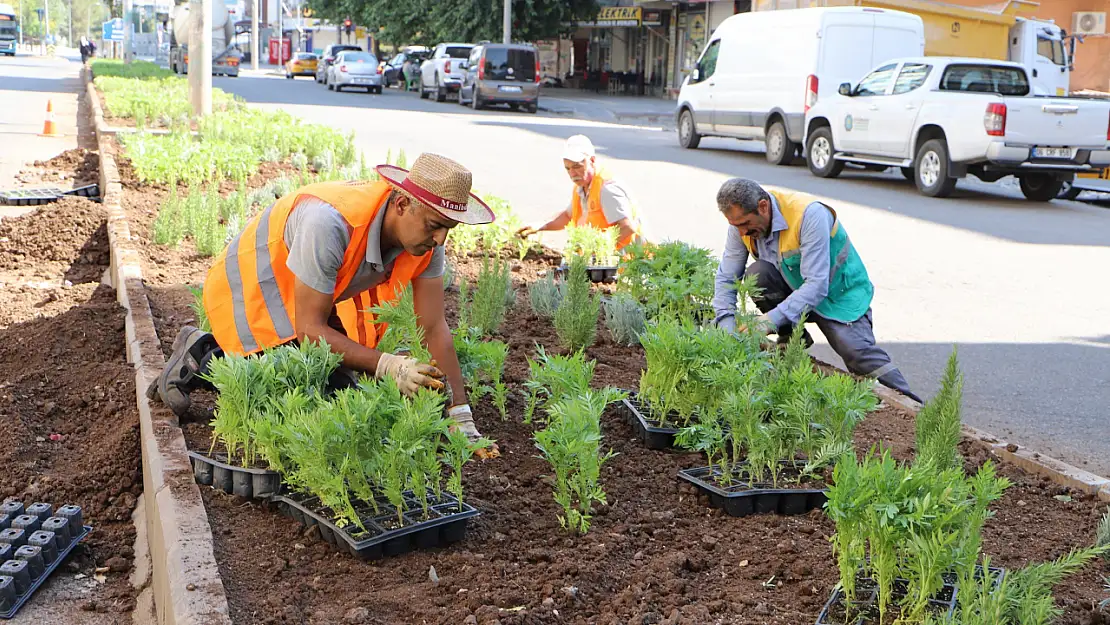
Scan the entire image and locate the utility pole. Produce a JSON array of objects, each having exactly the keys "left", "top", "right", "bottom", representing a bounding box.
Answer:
[
  {"left": 277, "top": 0, "right": 281, "bottom": 65},
  {"left": 43, "top": 0, "right": 49, "bottom": 52},
  {"left": 501, "top": 0, "right": 510, "bottom": 44},
  {"left": 122, "top": 0, "right": 131, "bottom": 61},
  {"left": 188, "top": 0, "right": 211, "bottom": 116},
  {"left": 67, "top": 0, "right": 71, "bottom": 47},
  {"left": 249, "top": 0, "right": 257, "bottom": 69}
]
